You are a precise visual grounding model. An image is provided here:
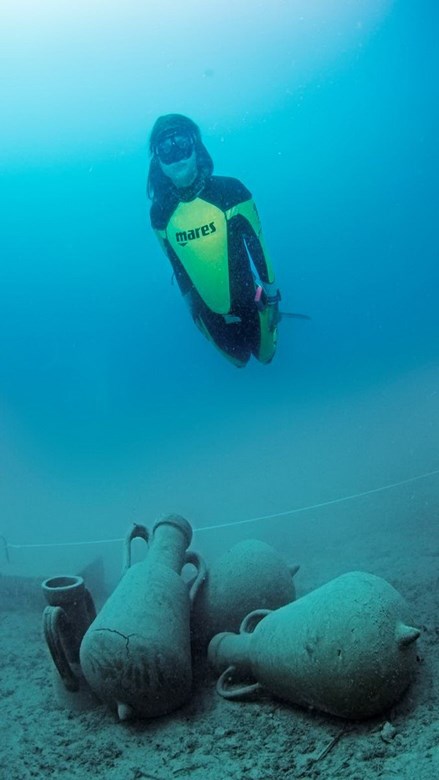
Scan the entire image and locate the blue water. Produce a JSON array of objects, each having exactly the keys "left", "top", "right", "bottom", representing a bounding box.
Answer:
[{"left": 0, "top": 0, "right": 438, "bottom": 555}]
